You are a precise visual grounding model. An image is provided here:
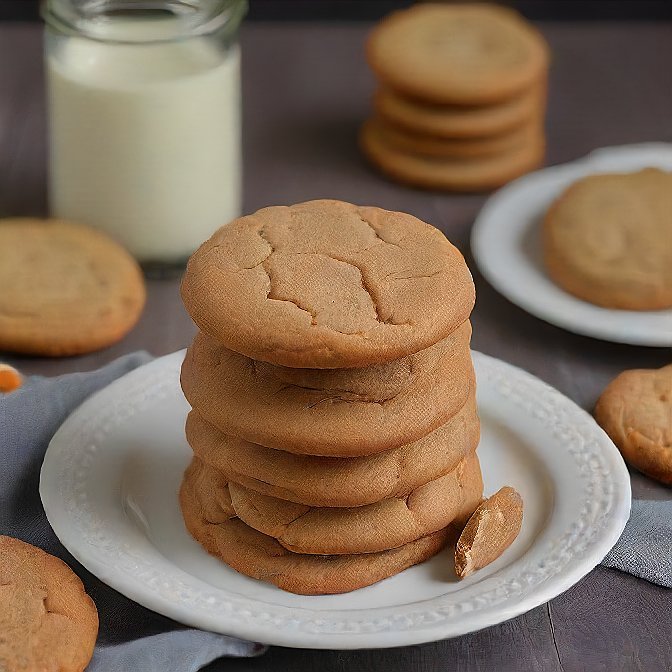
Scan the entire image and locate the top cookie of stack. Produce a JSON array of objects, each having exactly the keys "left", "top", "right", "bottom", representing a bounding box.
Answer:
[
  {"left": 181, "top": 199, "right": 474, "bottom": 369},
  {"left": 361, "top": 3, "right": 549, "bottom": 191}
]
